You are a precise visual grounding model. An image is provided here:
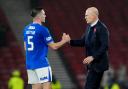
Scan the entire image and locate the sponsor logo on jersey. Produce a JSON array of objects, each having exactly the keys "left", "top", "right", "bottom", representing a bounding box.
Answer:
[{"left": 40, "top": 76, "right": 48, "bottom": 80}]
